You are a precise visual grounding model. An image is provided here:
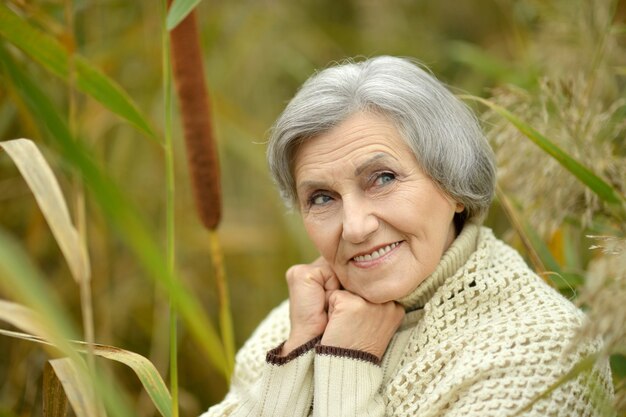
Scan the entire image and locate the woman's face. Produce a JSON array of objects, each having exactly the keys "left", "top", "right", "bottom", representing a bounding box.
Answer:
[{"left": 293, "top": 112, "right": 463, "bottom": 304}]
